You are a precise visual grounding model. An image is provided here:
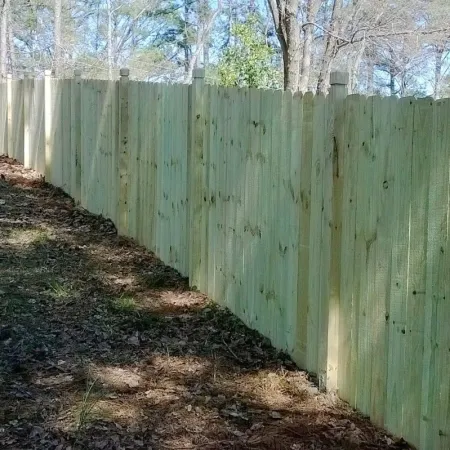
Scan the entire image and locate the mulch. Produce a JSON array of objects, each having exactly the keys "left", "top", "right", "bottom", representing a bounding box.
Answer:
[{"left": 0, "top": 156, "right": 412, "bottom": 449}]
